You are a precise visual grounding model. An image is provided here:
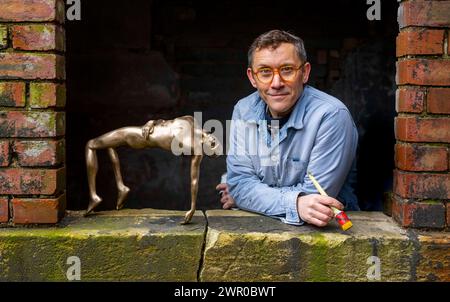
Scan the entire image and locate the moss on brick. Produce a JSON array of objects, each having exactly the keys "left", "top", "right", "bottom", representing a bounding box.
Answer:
[
  {"left": 0, "top": 82, "right": 25, "bottom": 107},
  {"left": 29, "top": 83, "right": 45, "bottom": 106},
  {"left": 0, "top": 88, "right": 15, "bottom": 107},
  {"left": 30, "top": 83, "right": 66, "bottom": 108},
  {"left": 0, "top": 25, "right": 7, "bottom": 49}
]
